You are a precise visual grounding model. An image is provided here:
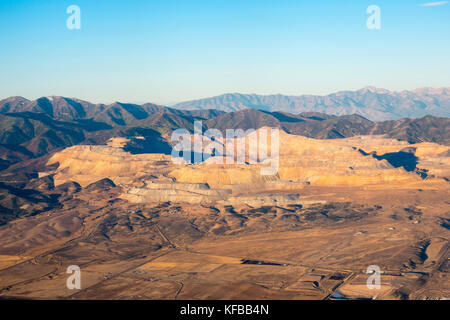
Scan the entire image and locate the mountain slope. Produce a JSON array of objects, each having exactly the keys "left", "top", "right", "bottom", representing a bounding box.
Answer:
[
  {"left": 371, "top": 115, "right": 450, "bottom": 145},
  {"left": 0, "top": 97, "right": 225, "bottom": 123},
  {"left": 173, "top": 87, "right": 450, "bottom": 121},
  {"left": 203, "top": 109, "right": 449, "bottom": 145},
  {"left": 0, "top": 94, "right": 448, "bottom": 172},
  {"left": 0, "top": 103, "right": 224, "bottom": 170},
  {"left": 0, "top": 96, "right": 100, "bottom": 120}
]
